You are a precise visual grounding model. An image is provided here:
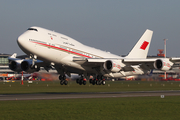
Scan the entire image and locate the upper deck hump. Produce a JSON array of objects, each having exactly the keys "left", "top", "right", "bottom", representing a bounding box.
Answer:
[{"left": 29, "top": 26, "right": 83, "bottom": 46}]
